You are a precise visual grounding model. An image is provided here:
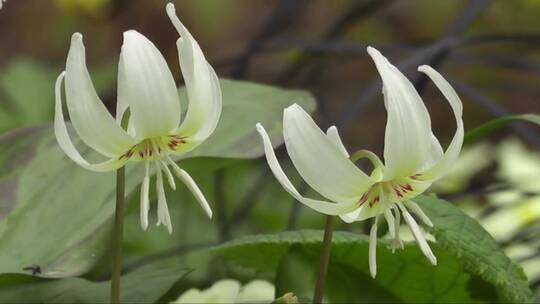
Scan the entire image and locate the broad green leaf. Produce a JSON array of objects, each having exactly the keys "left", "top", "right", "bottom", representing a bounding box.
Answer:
[
  {"left": 215, "top": 230, "right": 483, "bottom": 303},
  {"left": 464, "top": 114, "right": 540, "bottom": 144},
  {"left": 275, "top": 245, "right": 400, "bottom": 303},
  {"left": 0, "top": 79, "right": 315, "bottom": 277},
  {"left": 0, "top": 59, "right": 116, "bottom": 133},
  {"left": 214, "top": 196, "right": 533, "bottom": 303},
  {"left": 185, "top": 79, "right": 315, "bottom": 158},
  {"left": 416, "top": 195, "right": 533, "bottom": 303},
  {"left": 0, "top": 58, "right": 56, "bottom": 132},
  {"left": 0, "top": 261, "right": 190, "bottom": 303}
]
